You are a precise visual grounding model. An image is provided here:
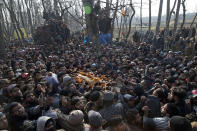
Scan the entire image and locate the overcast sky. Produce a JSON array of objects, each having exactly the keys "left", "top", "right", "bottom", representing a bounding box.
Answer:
[{"left": 132, "top": 0, "right": 197, "bottom": 17}]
